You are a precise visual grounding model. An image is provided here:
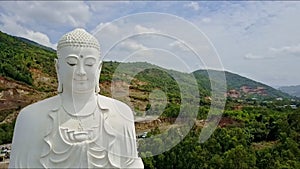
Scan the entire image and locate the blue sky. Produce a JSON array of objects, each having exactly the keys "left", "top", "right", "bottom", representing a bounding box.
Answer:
[{"left": 0, "top": 1, "right": 300, "bottom": 87}]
